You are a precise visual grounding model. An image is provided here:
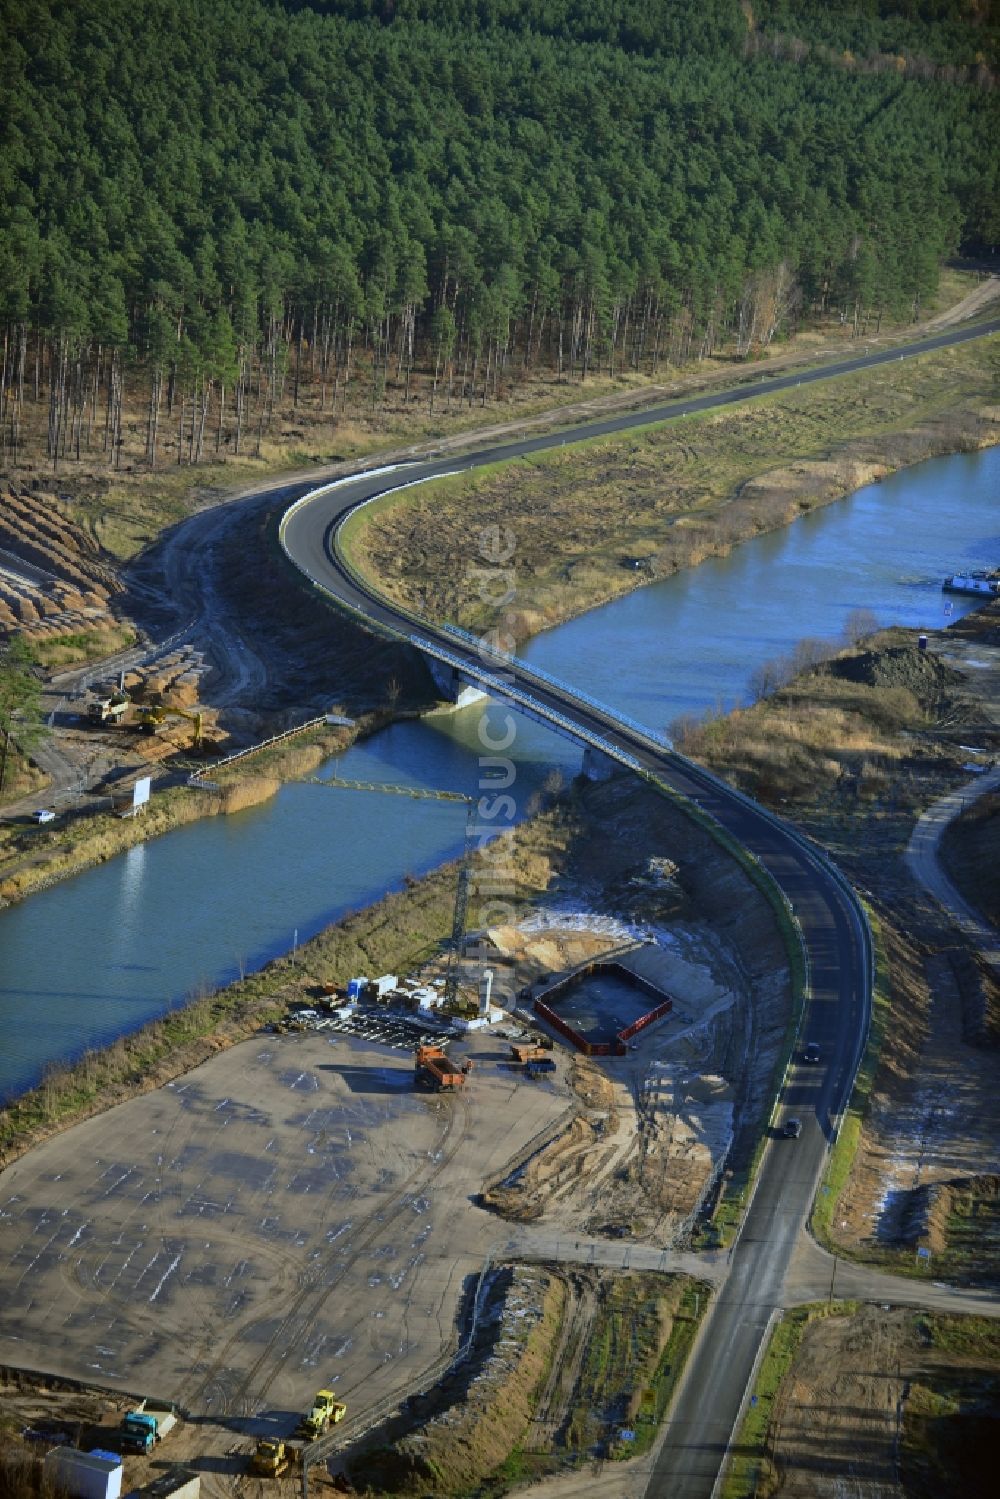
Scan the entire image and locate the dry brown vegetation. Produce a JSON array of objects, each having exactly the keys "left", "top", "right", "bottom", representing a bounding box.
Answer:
[
  {"left": 753, "top": 1308, "right": 1000, "bottom": 1499},
  {"left": 352, "top": 1267, "right": 567, "bottom": 1496},
  {"left": 5, "top": 271, "right": 987, "bottom": 568},
  {"left": 672, "top": 628, "right": 966, "bottom": 807},
  {"left": 350, "top": 1267, "right": 704, "bottom": 1494},
  {"left": 940, "top": 790, "right": 1000, "bottom": 928},
  {"left": 0, "top": 715, "right": 362, "bottom": 905},
  {"left": 347, "top": 337, "right": 1000, "bottom": 638},
  {"left": 677, "top": 609, "right": 1000, "bottom": 1280}
]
